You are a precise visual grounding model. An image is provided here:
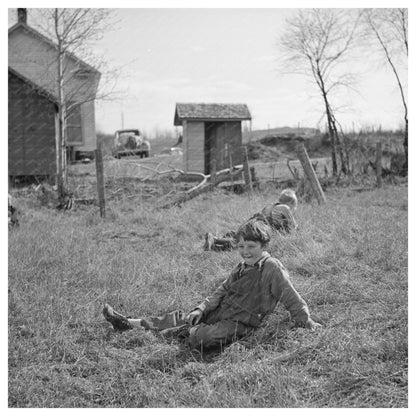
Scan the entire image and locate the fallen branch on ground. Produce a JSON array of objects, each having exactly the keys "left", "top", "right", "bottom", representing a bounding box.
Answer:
[{"left": 157, "top": 165, "right": 244, "bottom": 209}]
